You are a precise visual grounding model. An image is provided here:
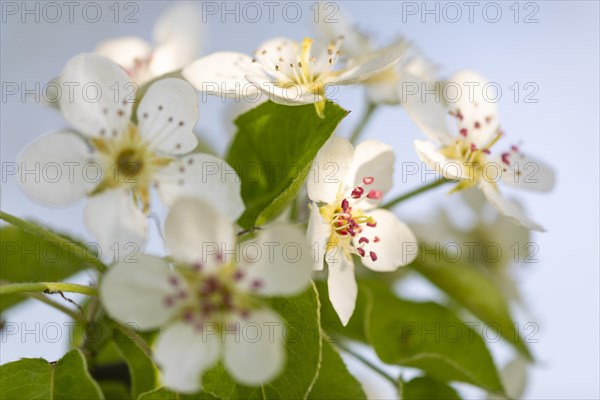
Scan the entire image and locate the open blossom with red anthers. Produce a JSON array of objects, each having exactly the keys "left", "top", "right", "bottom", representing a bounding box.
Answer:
[
  {"left": 307, "top": 137, "right": 417, "bottom": 325},
  {"left": 182, "top": 36, "right": 408, "bottom": 117},
  {"left": 404, "top": 70, "right": 555, "bottom": 231},
  {"left": 100, "top": 197, "right": 313, "bottom": 393},
  {"left": 95, "top": 3, "right": 203, "bottom": 84}
]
